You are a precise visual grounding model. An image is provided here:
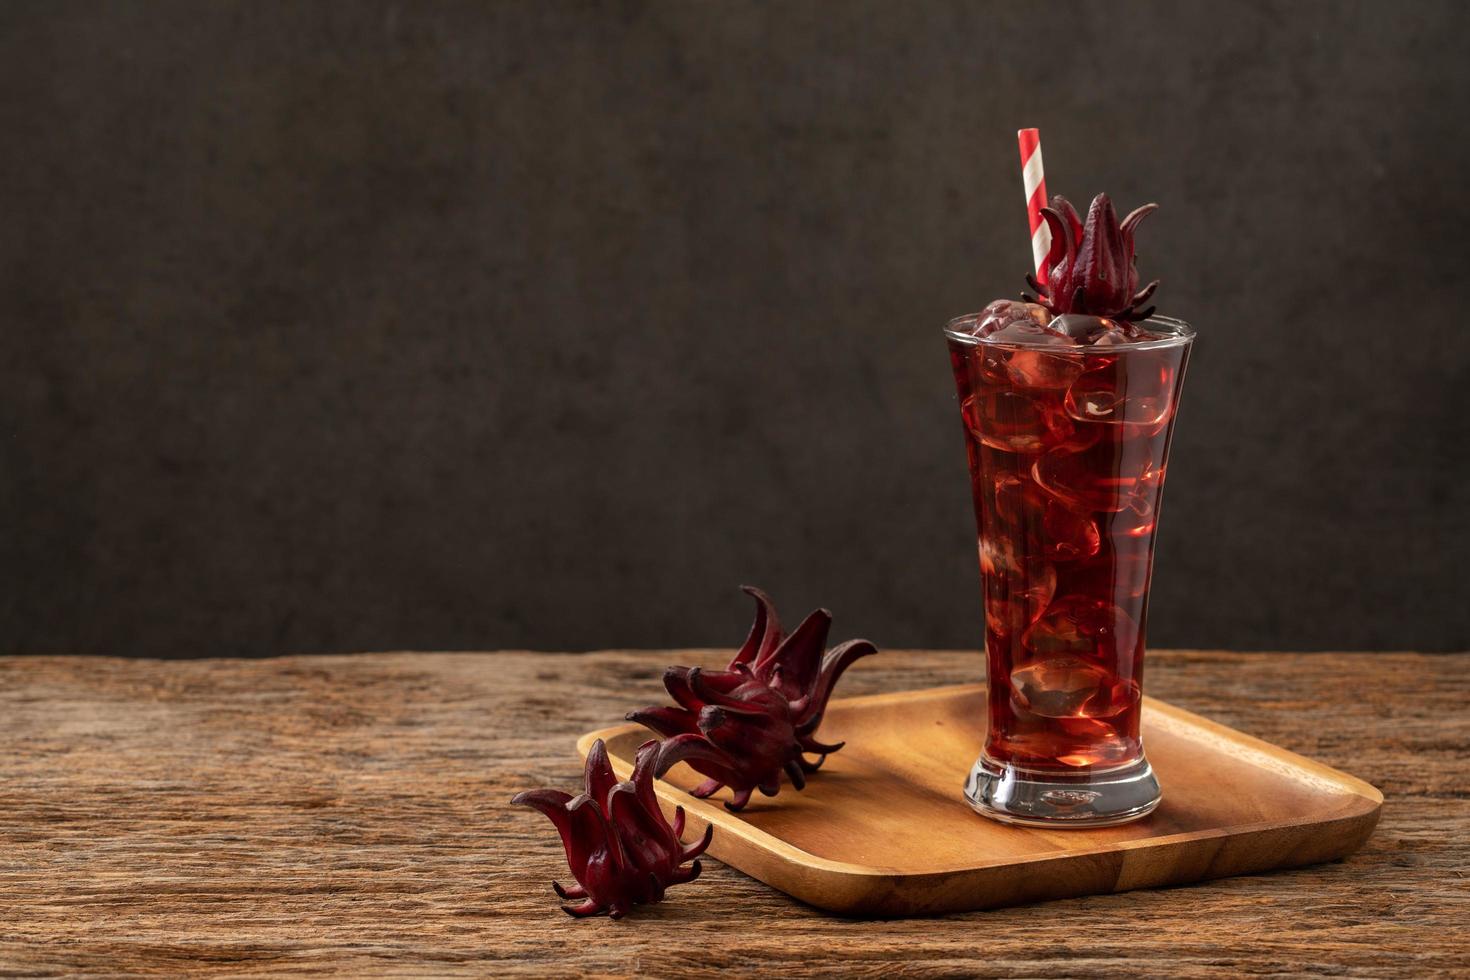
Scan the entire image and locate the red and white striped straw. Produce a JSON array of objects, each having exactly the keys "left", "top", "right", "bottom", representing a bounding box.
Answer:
[{"left": 1017, "top": 128, "right": 1051, "bottom": 284}]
